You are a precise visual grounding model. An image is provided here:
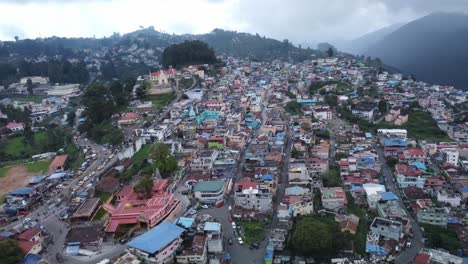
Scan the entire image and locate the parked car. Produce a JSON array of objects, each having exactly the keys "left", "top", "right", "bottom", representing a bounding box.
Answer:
[
  {"left": 228, "top": 215, "right": 232, "bottom": 222},
  {"left": 201, "top": 205, "right": 209, "bottom": 209},
  {"left": 238, "top": 237, "right": 244, "bottom": 245},
  {"left": 232, "top": 222, "right": 236, "bottom": 229}
]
